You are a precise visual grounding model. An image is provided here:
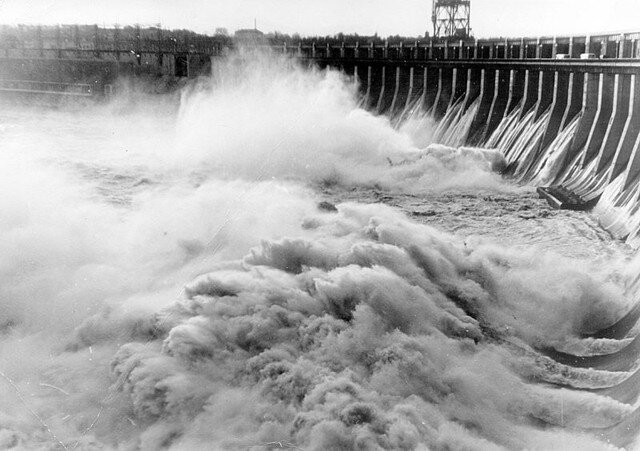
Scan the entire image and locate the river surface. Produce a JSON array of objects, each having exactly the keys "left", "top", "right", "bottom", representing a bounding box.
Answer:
[{"left": 0, "top": 56, "right": 637, "bottom": 450}]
